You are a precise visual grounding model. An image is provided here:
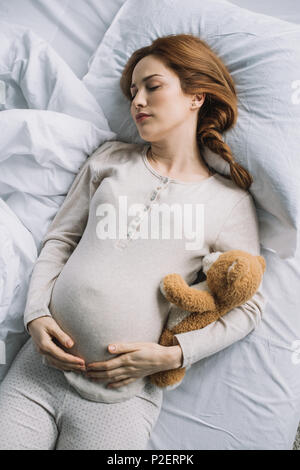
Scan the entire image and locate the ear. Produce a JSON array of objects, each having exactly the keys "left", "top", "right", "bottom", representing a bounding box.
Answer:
[{"left": 193, "top": 93, "right": 205, "bottom": 107}]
